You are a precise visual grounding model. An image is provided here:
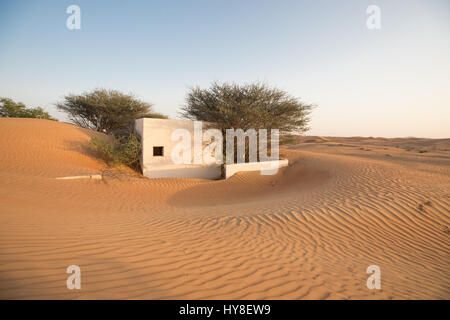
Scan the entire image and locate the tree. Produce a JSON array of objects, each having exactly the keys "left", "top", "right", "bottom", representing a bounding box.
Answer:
[
  {"left": 56, "top": 89, "right": 167, "bottom": 134},
  {"left": 180, "top": 82, "right": 314, "bottom": 161},
  {"left": 180, "top": 82, "right": 313, "bottom": 134},
  {"left": 0, "top": 98, "right": 56, "bottom": 120}
]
